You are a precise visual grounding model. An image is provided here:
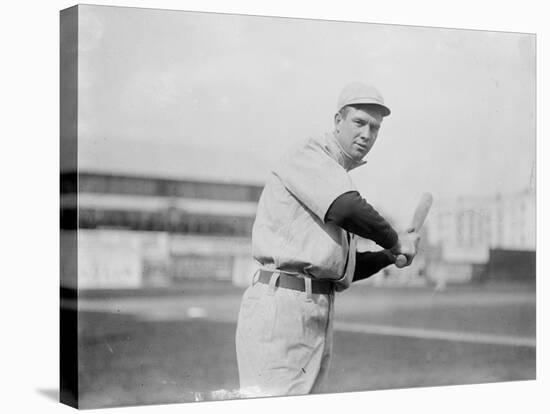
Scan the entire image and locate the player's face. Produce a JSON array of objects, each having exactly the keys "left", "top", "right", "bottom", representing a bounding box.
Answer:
[{"left": 334, "top": 105, "right": 384, "bottom": 161}]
